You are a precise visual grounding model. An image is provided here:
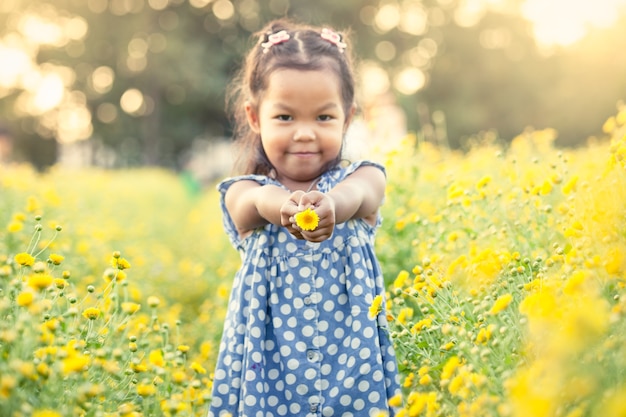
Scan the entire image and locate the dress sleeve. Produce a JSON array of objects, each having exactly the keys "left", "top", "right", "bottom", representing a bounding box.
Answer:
[
  {"left": 318, "top": 160, "right": 386, "bottom": 192},
  {"left": 341, "top": 160, "right": 386, "bottom": 180},
  {"left": 216, "top": 175, "right": 274, "bottom": 249},
  {"left": 317, "top": 160, "right": 387, "bottom": 230}
]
